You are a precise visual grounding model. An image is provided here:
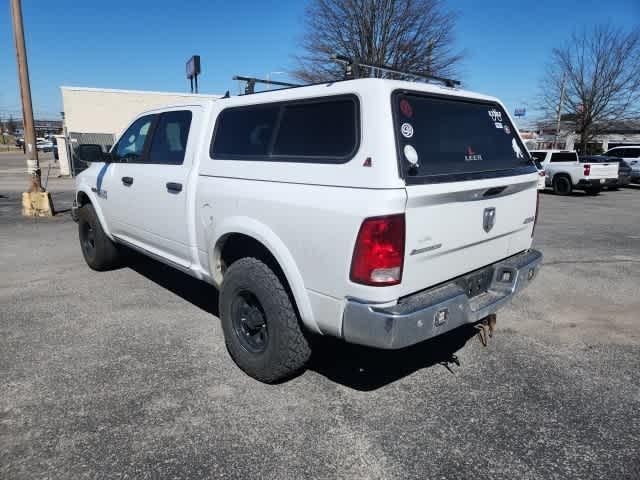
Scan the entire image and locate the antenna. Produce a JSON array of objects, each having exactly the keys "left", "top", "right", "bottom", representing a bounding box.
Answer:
[
  {"left": 232, "top": 76, "right": 302, "bottom": 95},
  {"left": 330, "top": 54, "right": 461, "bottom": 88}
]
